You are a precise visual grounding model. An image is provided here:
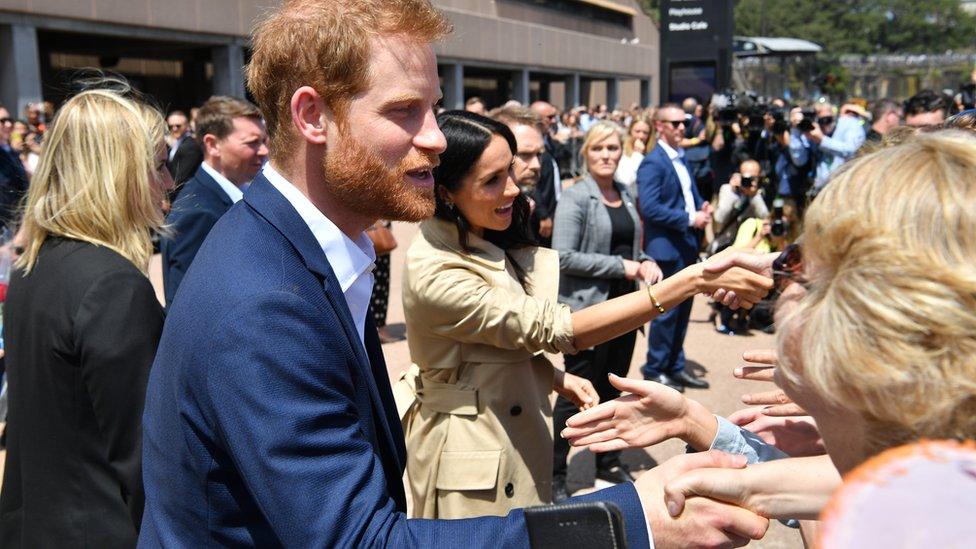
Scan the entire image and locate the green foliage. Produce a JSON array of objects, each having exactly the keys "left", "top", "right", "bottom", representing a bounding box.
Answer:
[{"left": 733, "top": 0, "right": 976, "bottom": 55}]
